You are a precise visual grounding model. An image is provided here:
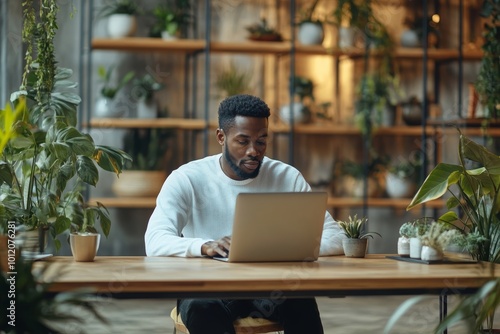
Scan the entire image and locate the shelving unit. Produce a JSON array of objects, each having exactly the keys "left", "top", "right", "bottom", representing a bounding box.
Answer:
[{"left": 82, "top": 0, "right": 486, "bottom": 223}]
